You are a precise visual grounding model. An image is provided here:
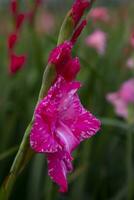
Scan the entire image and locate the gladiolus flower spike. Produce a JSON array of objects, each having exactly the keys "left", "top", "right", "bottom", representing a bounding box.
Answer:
[
  {"left": 30, "top": 0, "right": 100, "bottom": 193},
  {"left": 30, "top": 76, "right": 101, "bottom": 192}
]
